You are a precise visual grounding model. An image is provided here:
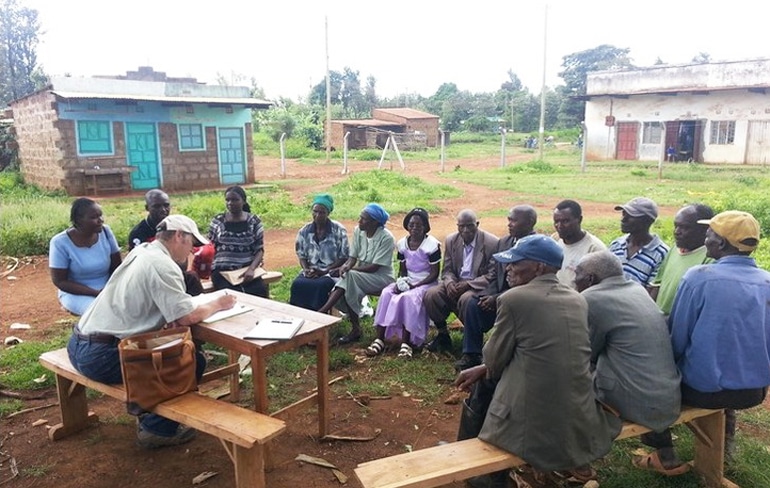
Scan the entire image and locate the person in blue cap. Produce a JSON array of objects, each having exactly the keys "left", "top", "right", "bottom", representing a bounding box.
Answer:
[
  {"left": 454, "top": 234, "right": 619, "bottom": 486},
  {"left": 289, "top": 194, "right": 350, "bottom": 311},
  {"left": 317, "top": 203, "right": 395, "bottom": 344}
]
